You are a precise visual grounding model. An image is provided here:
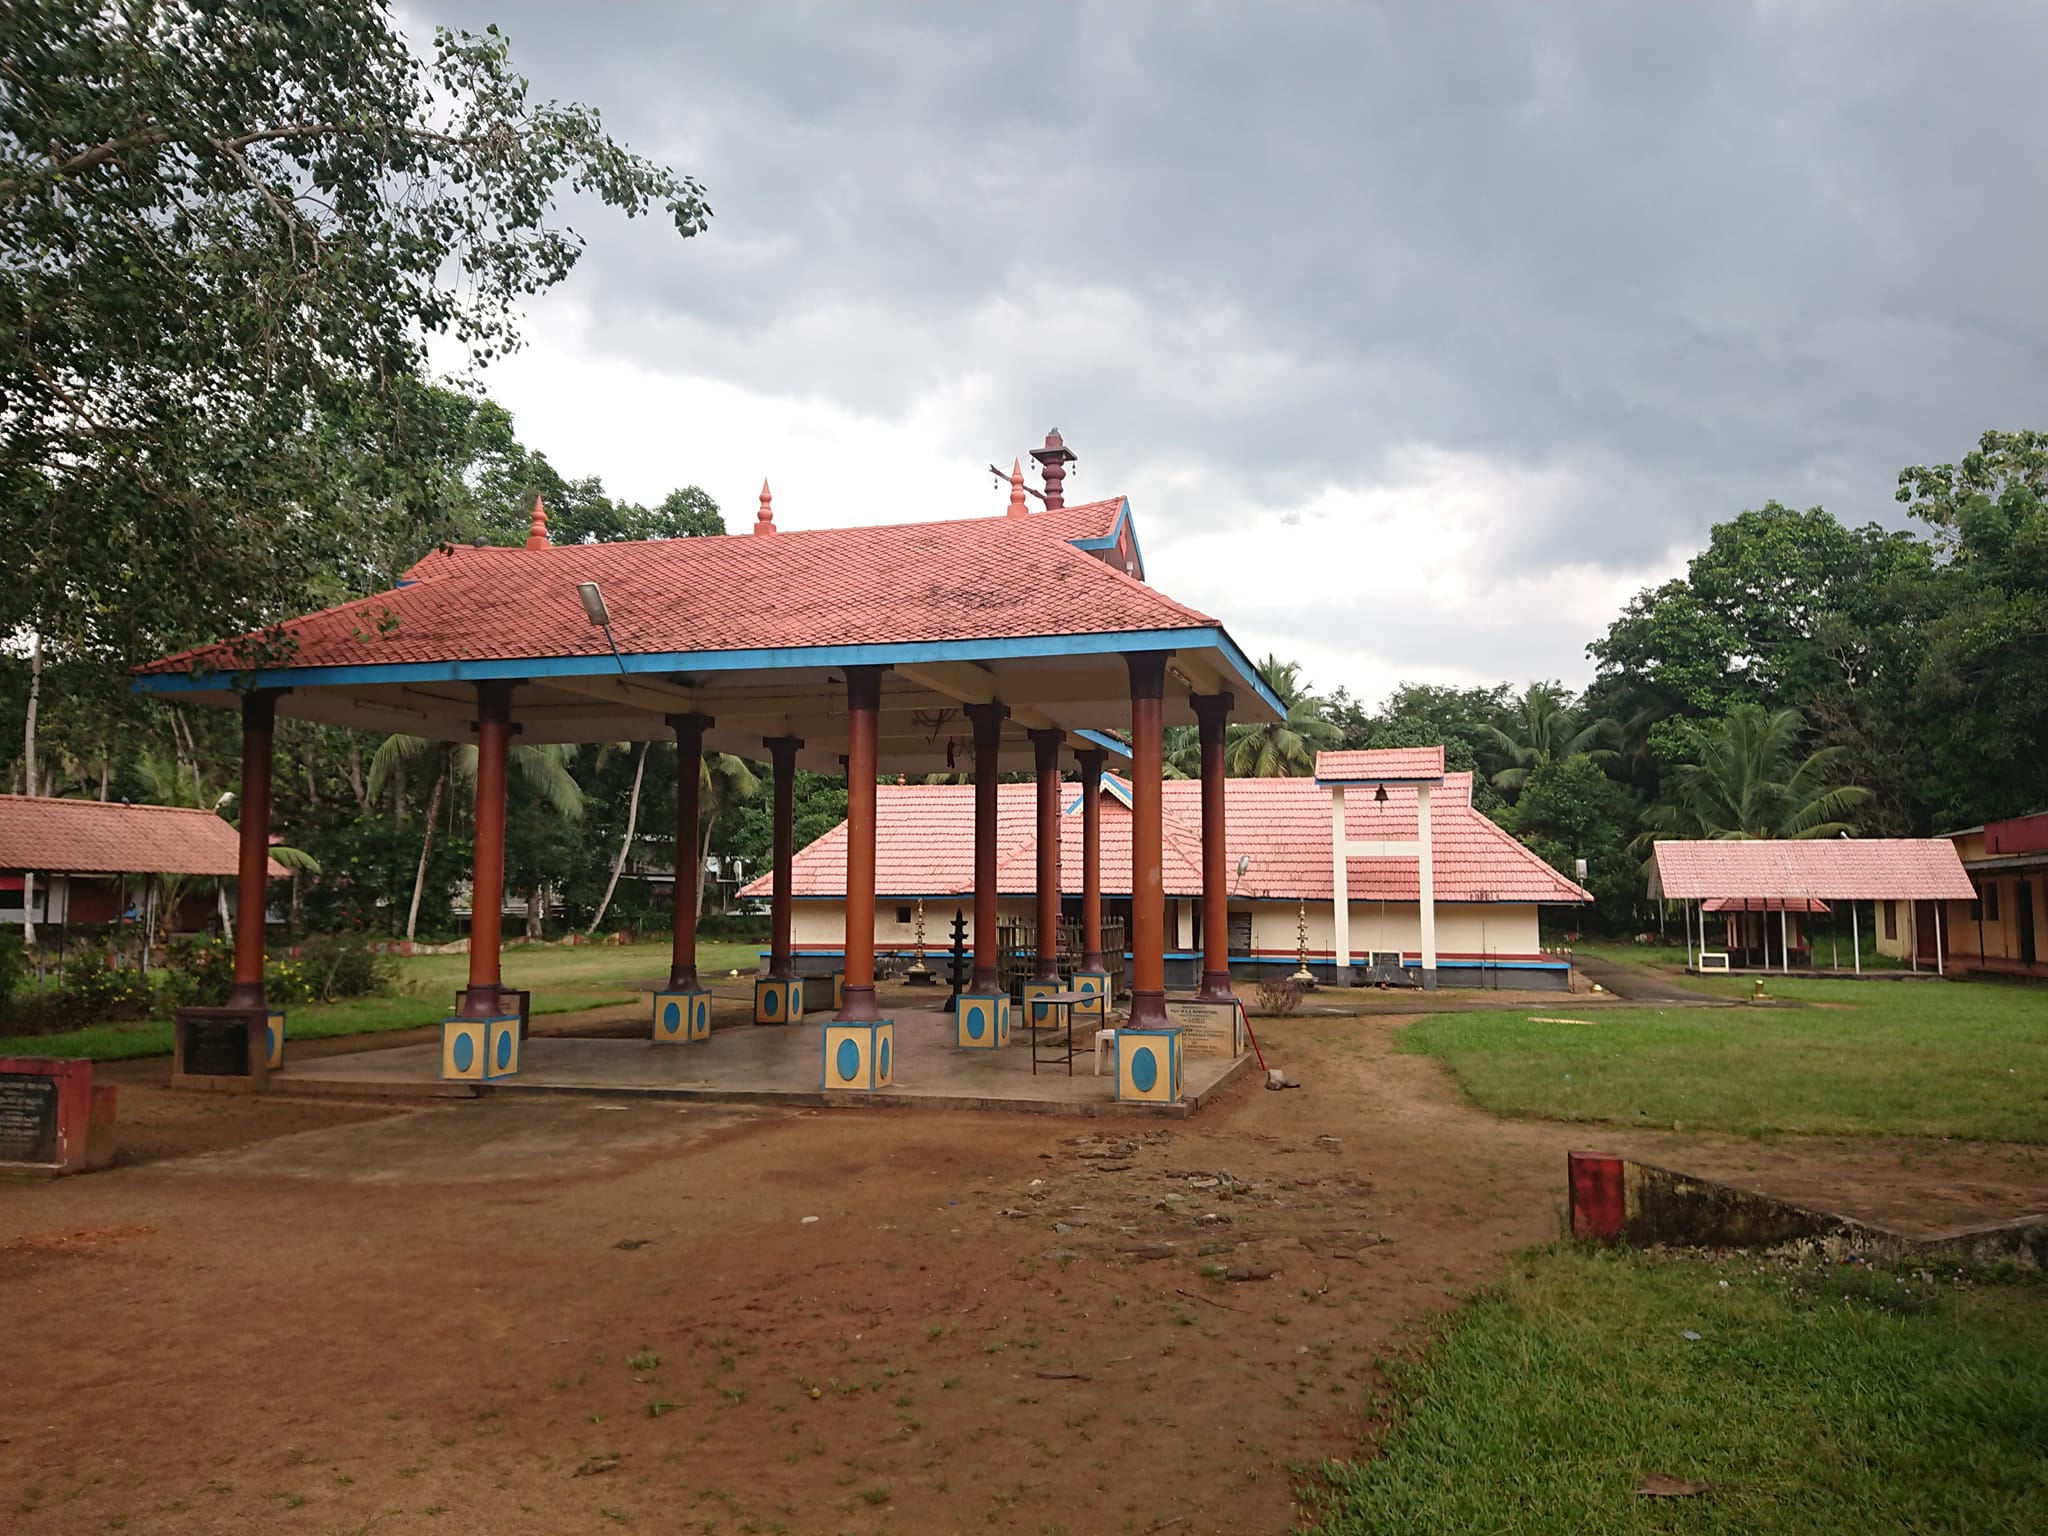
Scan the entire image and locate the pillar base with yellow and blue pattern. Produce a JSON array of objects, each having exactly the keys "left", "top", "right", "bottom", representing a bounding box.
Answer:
[
  {"left": 822, "top": 1019, "right": 893, "bottom": 1091},
  {"left": 1115, "top": 1025, "right": 1183, "bottom": 1104},
  {"left": 1023, "top": 979, "right": 1074, "bottom": 1029},
  {"left": 441, "top": 1014, "right": 521, "bottom": 1082},
  {"left": 755, "top": 975, "right": 803, "bottom": 1025},
  {"left": 265, "top": 1010, "right": 286, "bottom": 1071},
  {"left": 1071, "top": 971, "right": 1110, "bottom": 1026},
  {"left": 955, "top": 992, "right": 1010, "bottom": 1049},
  {"left": 652, "top": 988, "right": 712, "bottom": 1044},
  {"left": 802, "top": 971, "right": 846, "bottom": 1013}
]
